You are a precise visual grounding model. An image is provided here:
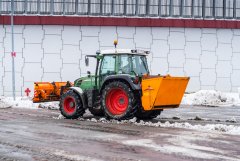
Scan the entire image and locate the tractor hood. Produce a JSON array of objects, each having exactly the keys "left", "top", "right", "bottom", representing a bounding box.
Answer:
[{"left": 74, "top": 76, "right": 96, "bottom": 90}]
